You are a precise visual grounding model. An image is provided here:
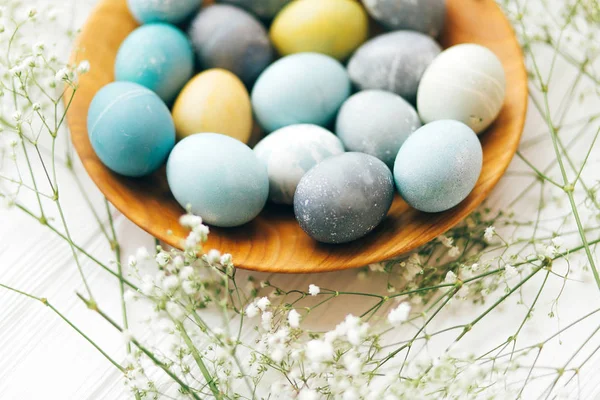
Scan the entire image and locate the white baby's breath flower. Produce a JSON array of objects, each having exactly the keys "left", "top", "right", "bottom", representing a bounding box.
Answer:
[
  {"left": 388, "top": 302, "right": 411, "bottom": 325},
  {"left": 135, "top": 247, "right": 149, "bottom": 261},
  {"left": 448, "top": 246, "right": 461, "bottom": 258},
  {"left": 368, "top": 262, "right": 385, "bottom": 272},
  {"left": 220, "top": 253, "right": 232, "bottom": 265},
  {"left": 206, "top": 249, "right": 221, "bottom": 264},
  {"left": 504, "top": 264, "right": 518, "bottom": 279},
  {"left": 545, "top": 245, "right": 557, "bottom": 258},
  {"left": 123, "top": 290, "right": 137, "bottom": 303},
  {"left": 162, "top": 275, "right": 179, "bottom": 292},
  {"left": 32, "top": 42, "right": 45, "bottom": 56},
  {"left": 32, "top": 103, "right": 40, "bottom": 111},
  {"left": 306, "top": 339, "right": 334, "bottom": 363},
  {"left": 444, "top": 270, "right": 457, "bottom": 284},
  {"left": 298, "top": 388, "right": 319, "bottom": 400},
  {"left": 166, "top": 301, "right": 185, "bottom": 320},
  {"left": 256, "top": 297, "right": 270, "bottom": 311},
  {"left": 155, "top": 251, "right": 170, "bottom": 267},
  {"left": 12, "top": 111, "right": 22, "bottom": 122},
  {"left": 438, "top": 235, "right": 453, "bottom": 248},
  {"left": 456, "top": 284, "right": 469, "bottom": 299},
  {"left": 26, "top": 7, "right": 37, "bottom": 19},
  {"left": 484, "top": 226, "right": 496, "bottom": 242},
  {"left": 127, "top": 255, "right": 137, "bottom": 267},
  {"left": 181, "top": 280, "right": 195, "bottom": 295},
  {"left": 552, "top": 236, "right": 563, "bottom": 248},
  {"left": 470, "top": 263, "right": 480, "bottom": 272},
  {"left": 77, "top": 60, "right": 90, "bottom": 74},
  {"left": 288, "top": 309, "right": 301, "bottom": 328},
  {"left": 179, "top": 266, "right": 194, "bottom": 280},
  {"left": 308, "top": 284, "right": 320, "bottom": 296},
  {"left": 179, "top": 214, "right": 202, "bottom": 228},
  {"left": 261, "top": 311, "right": 273, "bottom": 329},
  {"left": 245, "top": 303, "right": 259, "bottom": 318},
  {"left": 140, "top": 275, "right": 155, "bottom": 296},
  {"left": 54, "top": 67, "right": 69, "bottom": 82}
]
